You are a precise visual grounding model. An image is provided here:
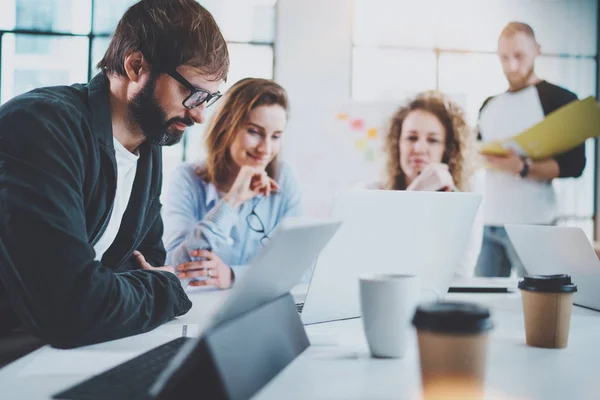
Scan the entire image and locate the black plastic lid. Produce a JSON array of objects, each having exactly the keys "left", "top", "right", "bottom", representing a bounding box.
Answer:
[
  {"left": 412, "top": 301, "right": 493, "bottom": 334},
  {"left": 518, "top": 274, "right": 577, "bottom": 293}
]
